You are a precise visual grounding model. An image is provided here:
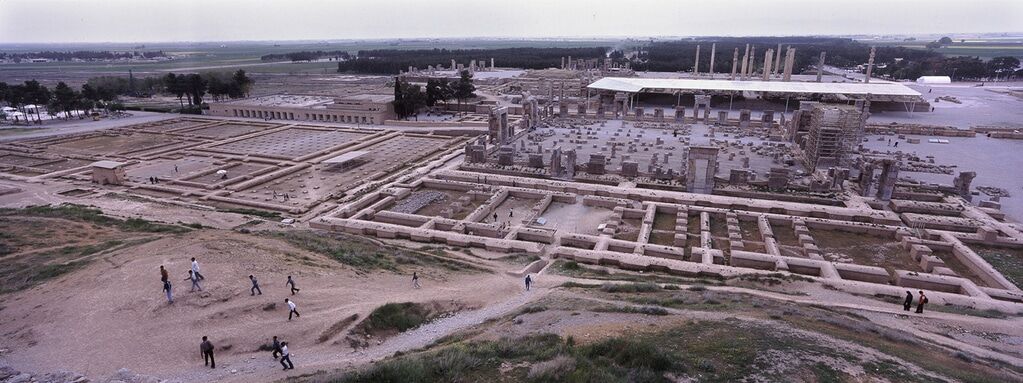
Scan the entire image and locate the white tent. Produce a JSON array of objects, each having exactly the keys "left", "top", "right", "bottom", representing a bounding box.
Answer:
[{"left": 916, "top": 76, "right": 952, "bottom": 84}]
